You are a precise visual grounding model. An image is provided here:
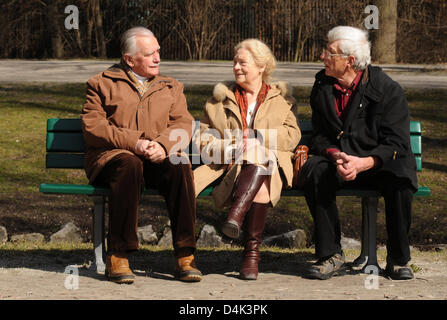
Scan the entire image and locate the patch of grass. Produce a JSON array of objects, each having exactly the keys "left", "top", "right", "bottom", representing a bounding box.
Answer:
[
  {"left": 0, "top": 241, "right": 93, "bottom": 253},
  {"left": 0, "top": 83, "right": 446, "bottom": 246}
]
